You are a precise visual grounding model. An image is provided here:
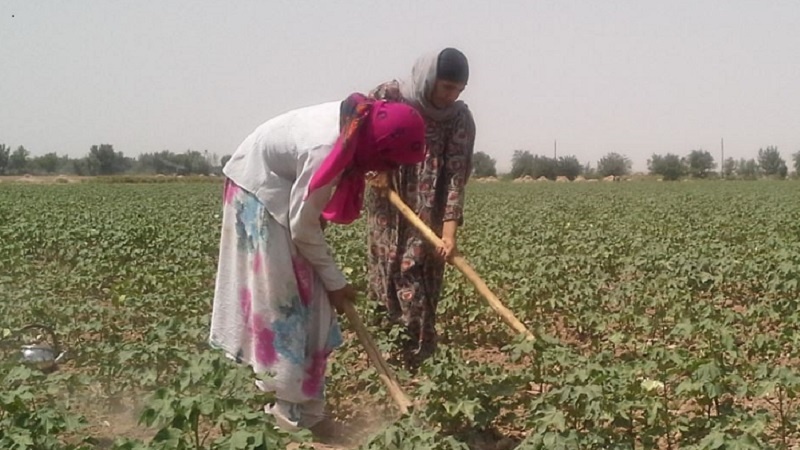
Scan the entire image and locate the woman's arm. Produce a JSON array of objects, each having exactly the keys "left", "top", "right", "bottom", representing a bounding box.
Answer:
[
  {"left": 439, "top": 109, "right": 476, "bottom": 260},
  {"left": 289, "top": 146, "right": 348, "bottom": 292}
]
